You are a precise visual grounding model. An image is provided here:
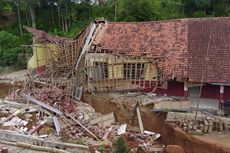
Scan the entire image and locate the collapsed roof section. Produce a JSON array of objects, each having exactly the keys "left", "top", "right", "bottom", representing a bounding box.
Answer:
[
  {"left": 92, "top": 17, "right": 230, "bottom": 83},
  {"left": 24, "top": 26, "right": 72, "bottom": 43}
]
